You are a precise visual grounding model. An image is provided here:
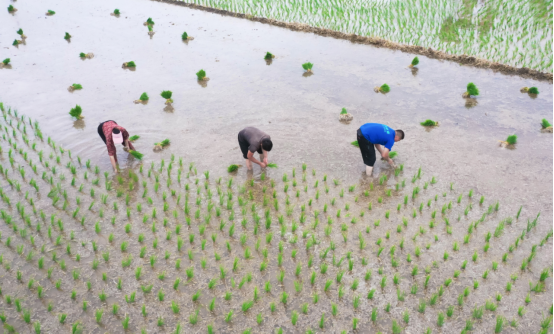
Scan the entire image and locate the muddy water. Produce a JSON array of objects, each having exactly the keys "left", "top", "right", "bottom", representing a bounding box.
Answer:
[{"left": 0, "top": 0, "right": 552, "bottom": 333}]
